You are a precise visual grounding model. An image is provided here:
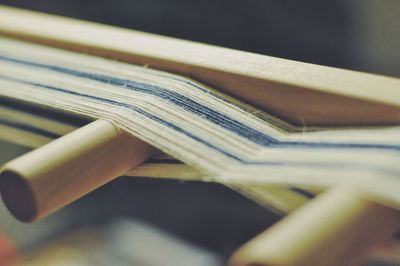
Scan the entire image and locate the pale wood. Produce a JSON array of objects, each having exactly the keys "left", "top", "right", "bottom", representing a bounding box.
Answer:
[
  {"left": 0, "top": 120, "right": 154, "bottom": 221},
  {"left": 1, "top": 5, "right": 400, "bottom": 126},
  {"left": 229, "top": 186, "right": 400, "bottom": 266},
  {"left": 0, "top": 6, "right": 399, "bottom": 264}
]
